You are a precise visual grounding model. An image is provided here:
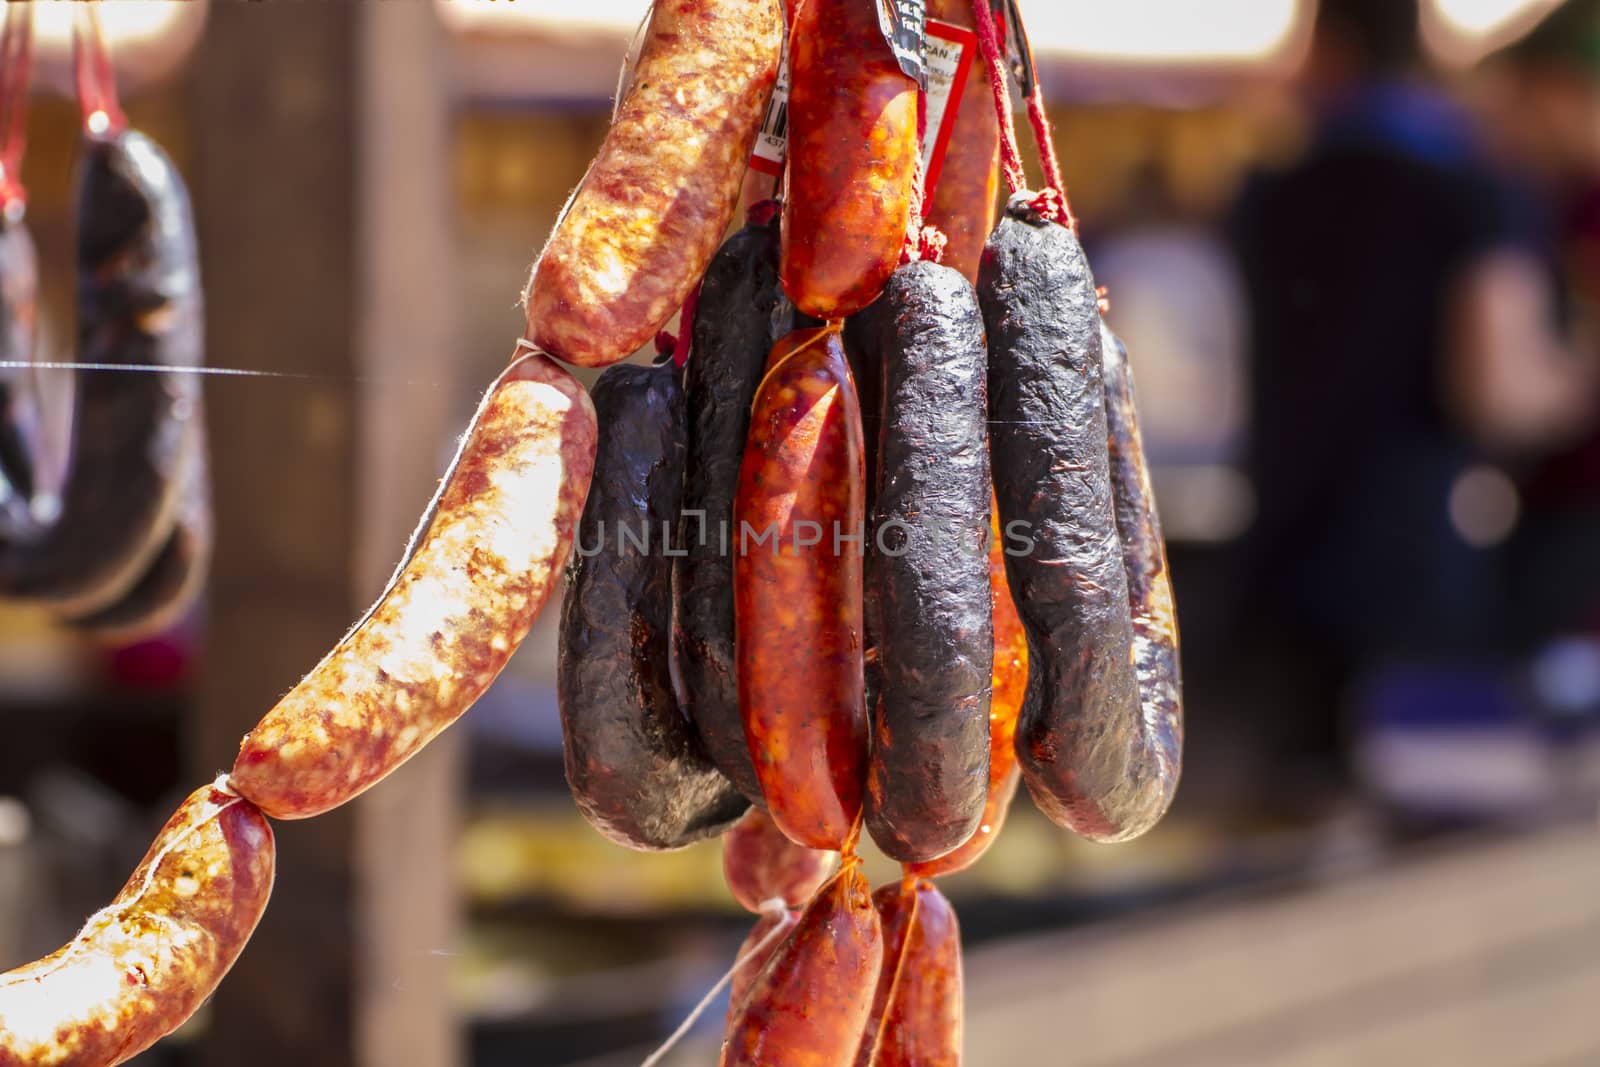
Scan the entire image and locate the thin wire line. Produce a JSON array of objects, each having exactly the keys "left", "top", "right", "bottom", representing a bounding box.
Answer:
[{"left": 0, "top": 361, "right": 442, "bottom": 387}]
